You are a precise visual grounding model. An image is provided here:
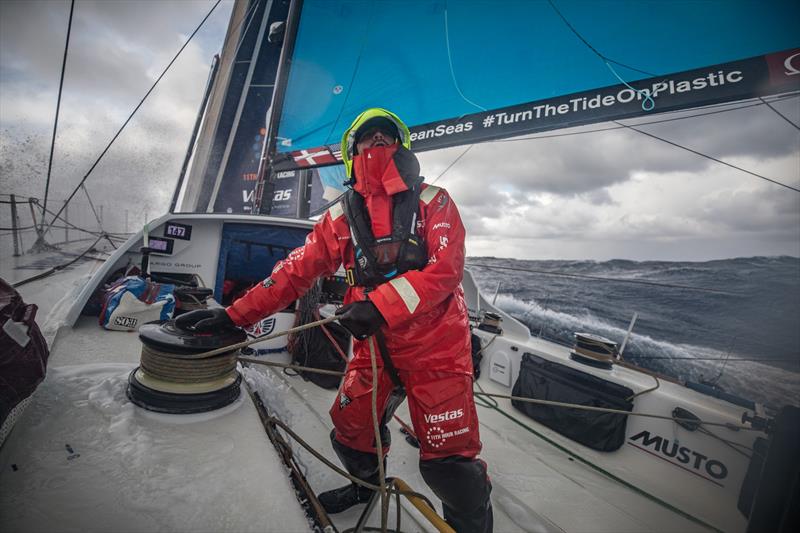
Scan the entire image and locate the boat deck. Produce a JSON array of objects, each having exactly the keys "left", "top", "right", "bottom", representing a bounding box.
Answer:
[
  {"left": 247, "top": 358, "right": 708, "bottom": 532},
  {"left": 0, "top": 255, "right": 710, "bottom": 532}
]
